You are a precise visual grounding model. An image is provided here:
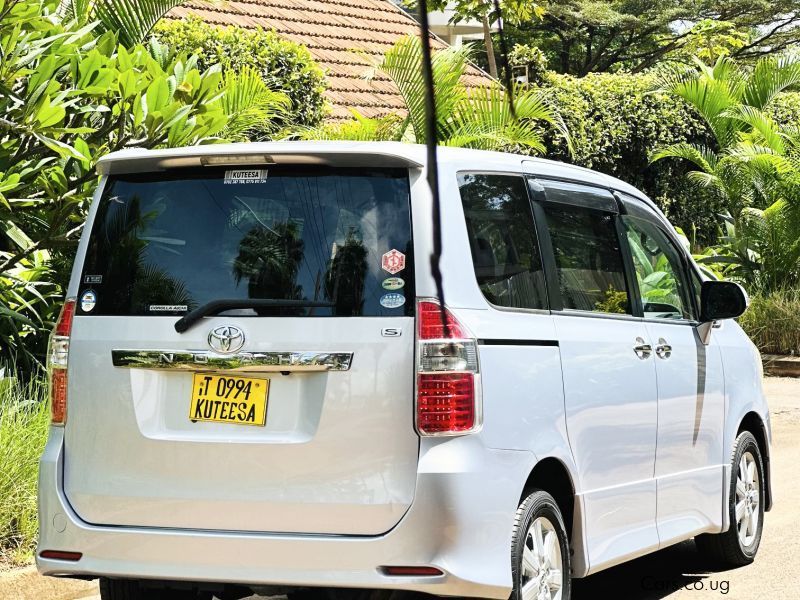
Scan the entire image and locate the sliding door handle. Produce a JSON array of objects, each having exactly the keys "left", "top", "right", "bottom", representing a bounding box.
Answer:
[
  {"left": 655, "top": 338, "right": 673, "bottom": 359},
  {"left": 633, "top": 337, "right": 652, "bottom": 360}
]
